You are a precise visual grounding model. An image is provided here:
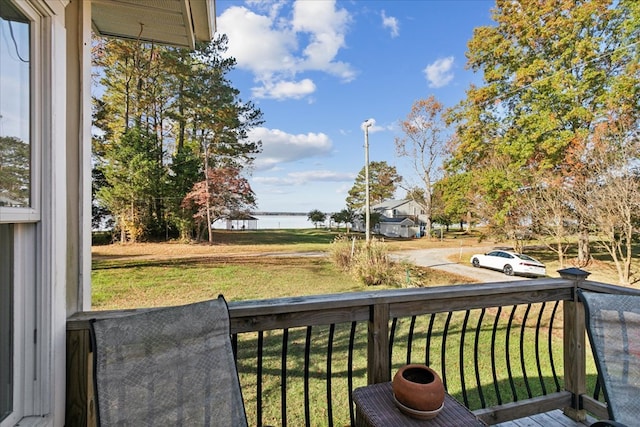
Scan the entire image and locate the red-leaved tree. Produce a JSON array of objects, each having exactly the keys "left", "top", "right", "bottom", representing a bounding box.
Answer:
[{"left": 181, "top": 167, "right": 255, "bottom": 243}]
